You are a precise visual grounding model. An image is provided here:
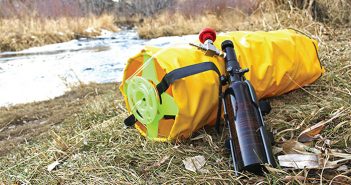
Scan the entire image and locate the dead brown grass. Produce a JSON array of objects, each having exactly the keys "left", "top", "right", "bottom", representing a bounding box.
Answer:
[
  {"left": 137, "top": 10, "right": 247, "bottom": 39},
  {"left": 137, "top": 0, "right": 350, "bottom": 39},
  {"left": 0, "top": 0, "right": 350, "bottom": 184},
  {"left": 0, "top": 83, "right": 118, "bottom": 155},
  {"left": 0, "top": 34, "right": 350, "bottom": 183},
  {"left": 0, "top": 25, "right": 350, "bottom": 183},
  {"left": 272, "top": 0, "right": 351, "bottom": 24},
  {"left": 0, "top": 14, "right": 119, "bottom": 52}
]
